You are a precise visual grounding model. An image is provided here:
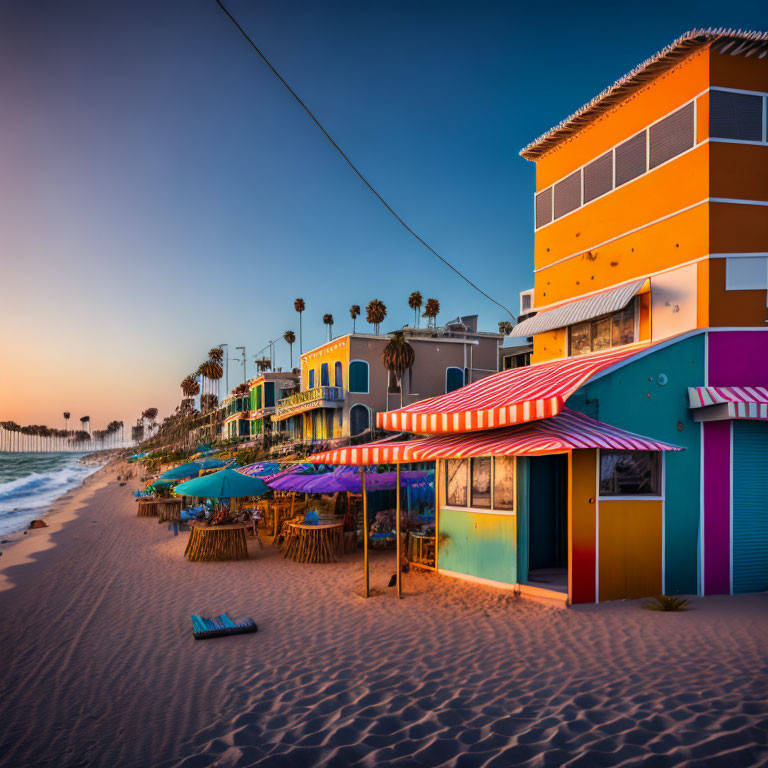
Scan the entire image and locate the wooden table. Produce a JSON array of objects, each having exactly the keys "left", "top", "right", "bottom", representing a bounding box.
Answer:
[
  {"left": 184, "top": 523, "right": 249, "bottom": 562},
  {"left": 136, "top": 498, "right": 158, "bottom": 517},
  {"left": 283, "top": 522, "right": 343, "bottom": 564},
  {"left": 158, "top": 498, "right": 183, "bottom": 522}
]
